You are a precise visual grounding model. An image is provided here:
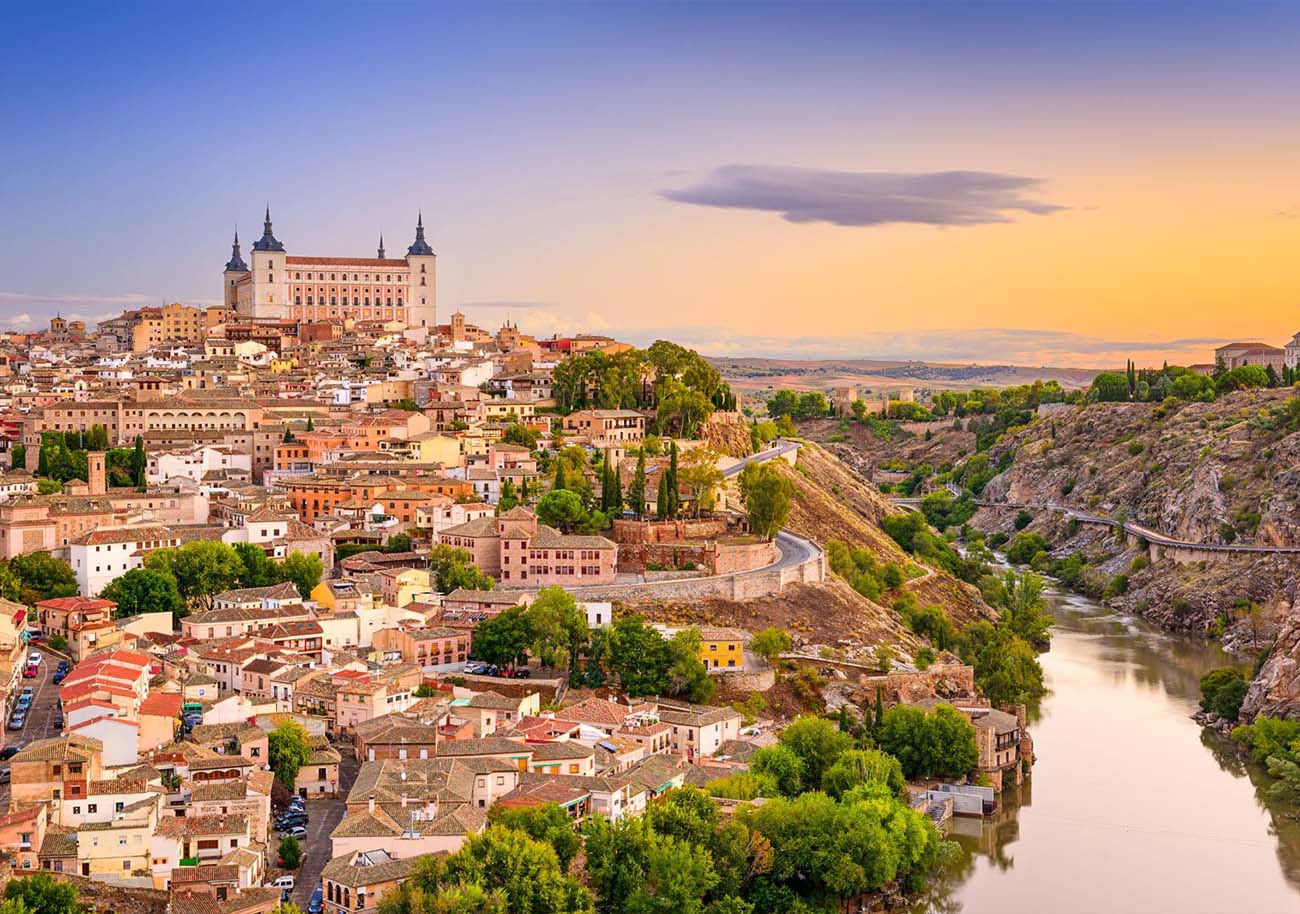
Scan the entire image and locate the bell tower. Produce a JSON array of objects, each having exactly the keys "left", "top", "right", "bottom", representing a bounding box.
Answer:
[
  {"left": 249, "top": 208, "right": 288, "bottom": 319},
  {"left": 404, "top": 213, "right": 437, "bottom": 330}
]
